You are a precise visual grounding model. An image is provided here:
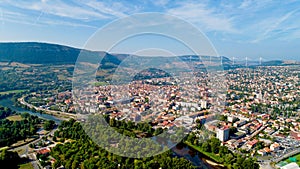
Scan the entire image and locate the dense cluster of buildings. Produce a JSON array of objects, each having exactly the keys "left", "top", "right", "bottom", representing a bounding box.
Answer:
[
  {"left": 206, "top": 66, "right": 300, "bottom": 168},
  {"left": 27, "top": 65, "right": 300, "bottom": 168}
]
